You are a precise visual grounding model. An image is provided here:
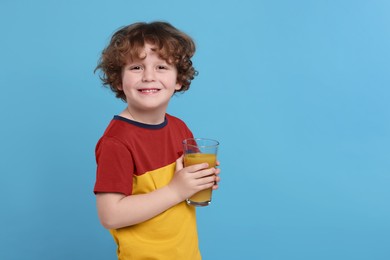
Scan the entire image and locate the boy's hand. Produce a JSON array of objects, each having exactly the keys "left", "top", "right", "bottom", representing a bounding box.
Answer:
[
  {"left": 214, "top": 160, "right": 221, "bottom": 189},
  {"left": 167, "top": 156, "right": 221, "bottom": 202}
]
